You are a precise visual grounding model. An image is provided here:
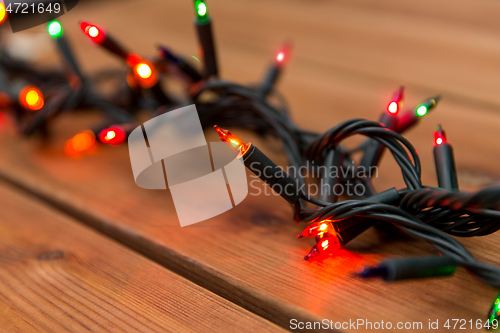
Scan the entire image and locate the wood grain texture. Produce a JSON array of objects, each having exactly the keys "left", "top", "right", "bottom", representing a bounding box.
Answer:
[
  {"left": 0, "top": 181, "right": 286, "bottom": 333},
  {"left": 2, "top": 0, "right": 500, "bottom": 332}
]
